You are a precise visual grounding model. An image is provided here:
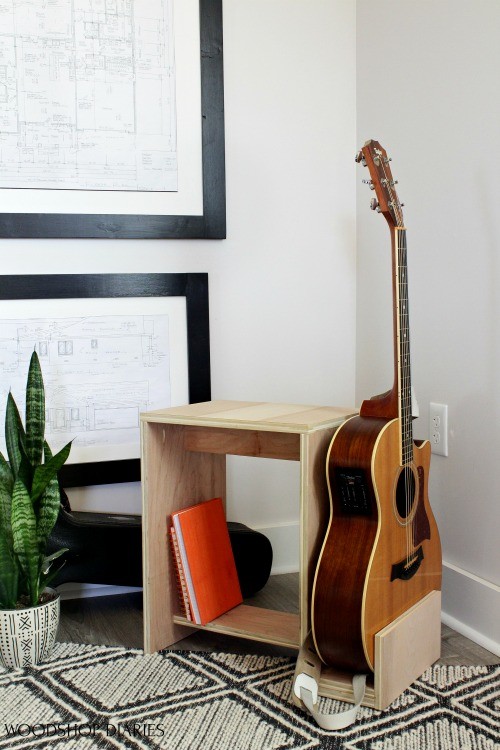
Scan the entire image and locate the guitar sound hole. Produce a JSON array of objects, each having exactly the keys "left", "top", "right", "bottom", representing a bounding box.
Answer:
[{"left": 395, "top": 467, "right": 415, "bottom": 519}]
